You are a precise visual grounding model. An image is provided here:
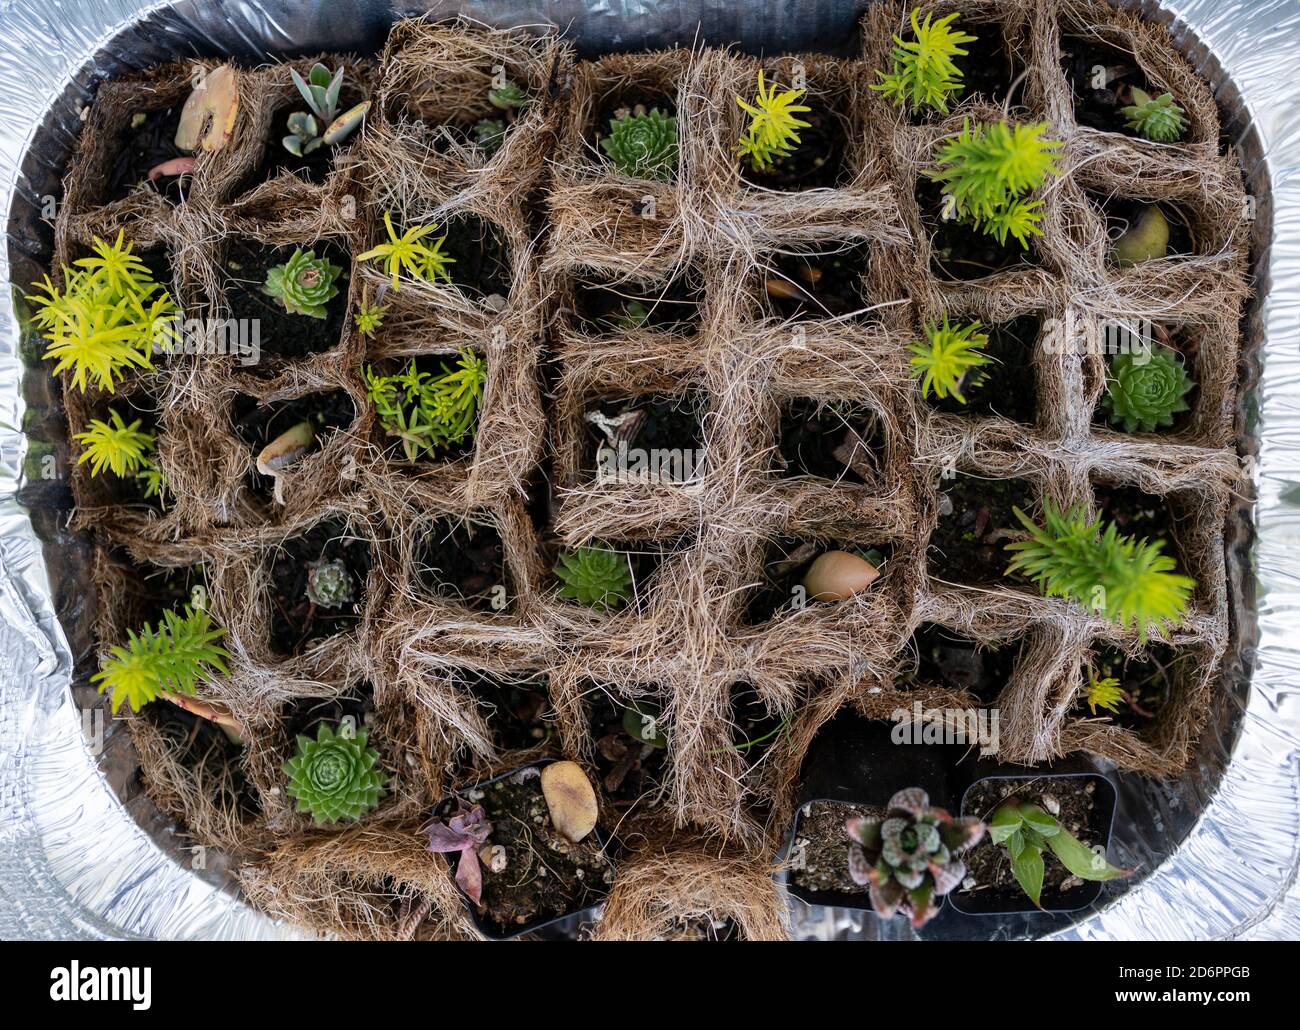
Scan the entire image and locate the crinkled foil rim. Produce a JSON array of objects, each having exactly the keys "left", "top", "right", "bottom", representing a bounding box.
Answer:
[{"left": 0, "top": 0, "right": 1295, "bottom": 940}]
